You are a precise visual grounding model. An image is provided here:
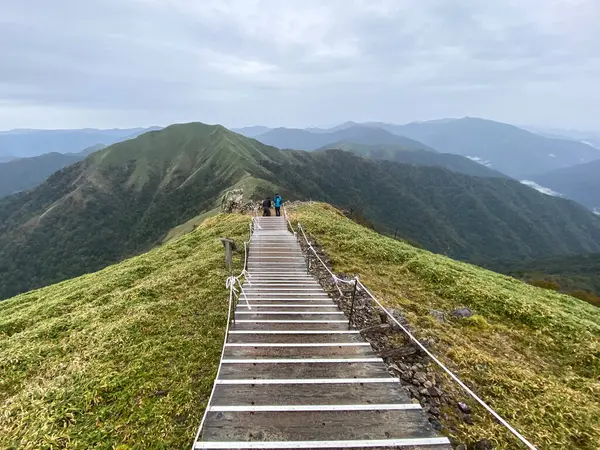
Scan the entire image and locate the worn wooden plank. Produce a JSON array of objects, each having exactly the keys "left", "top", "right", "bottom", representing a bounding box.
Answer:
[
  {"left": 201, "top": 410, "right": 440, "bottom": 441},
  {"left": 211, "top": 382, "right": 409, "bottom": 406},
  {"left": 218, "top": 362, "right": 391, "bottom": 380},
  {"left": 223, "top": 345, "right": 376, "bottom": 358},
  {"left": 226, "top": 333, "right": 365, "bottom": 344},
  {"left": 231, "top": 322, "right": 351, "bottom": 331}
]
